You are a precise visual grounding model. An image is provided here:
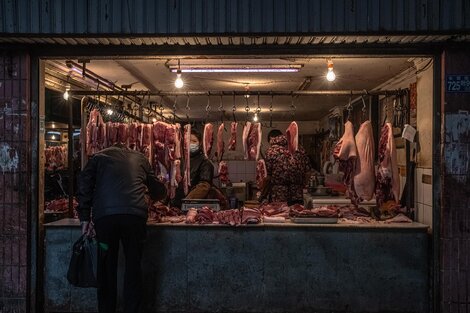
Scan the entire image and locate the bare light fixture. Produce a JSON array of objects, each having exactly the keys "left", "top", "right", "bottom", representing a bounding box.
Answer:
[
  {"left": 107, "top": 108, "right": 114, "bottom": 115},
  {"left": 63, "top": 85, "right": 70, "bottom": 100},
  {"left": 174, "top": 60, "right": 184, "bottom": 89},
  {"left": 169, "top": 64, "right": 302, "bottom": 73},
  {"left": 326, "top": 59, "right": 336, "bottom": 82}
]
